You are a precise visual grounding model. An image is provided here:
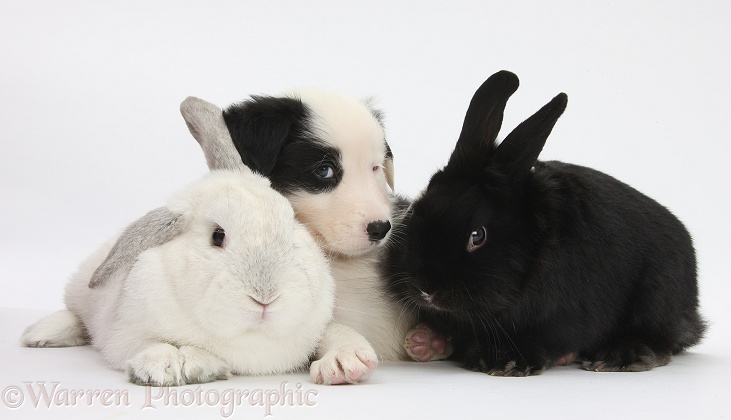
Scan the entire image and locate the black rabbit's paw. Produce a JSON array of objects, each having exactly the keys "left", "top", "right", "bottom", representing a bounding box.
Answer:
[
  {"left": 469, "top": 358, "right": 544, "bottom": 377},
  {"left": 582, "top": 341, "right": 672, "bottom": 372},
  {"left": 553, "top": 352, "right": 578, "bottom": 366},
  {"left": 404, "top": 323, "right": 454, "bottom": 362}
]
